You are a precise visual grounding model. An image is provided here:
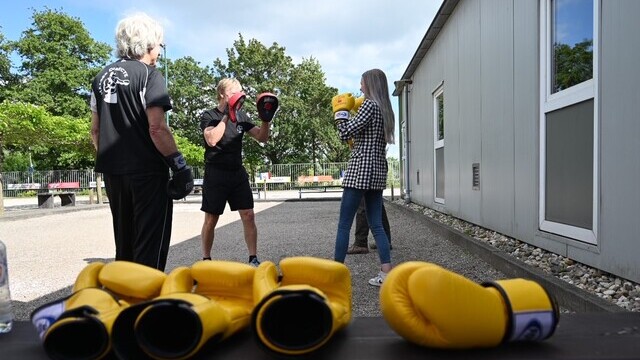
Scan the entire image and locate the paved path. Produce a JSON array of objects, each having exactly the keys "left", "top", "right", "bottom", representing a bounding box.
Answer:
[
  {"left": 1, "top": 192, "right": 507, "bottom": 321},
  {"left": 2, "top": 187, "right": 621, "bottom": 323}
]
